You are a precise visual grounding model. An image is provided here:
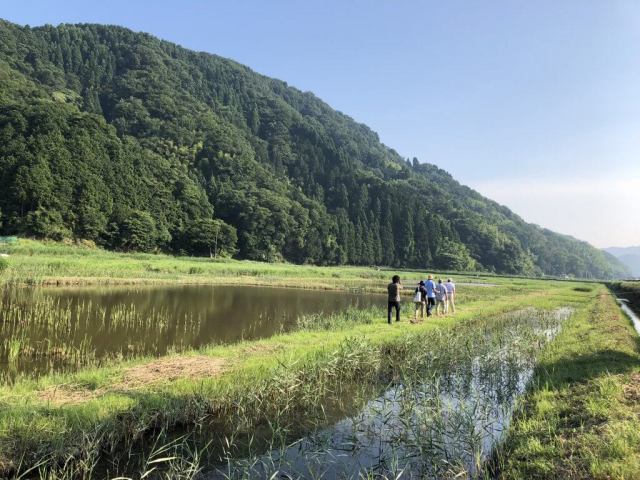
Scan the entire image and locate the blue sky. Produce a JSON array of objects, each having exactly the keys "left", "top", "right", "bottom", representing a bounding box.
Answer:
[{"left": 4, "top": 1, "right": 640, "bottom": 247}]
